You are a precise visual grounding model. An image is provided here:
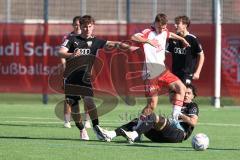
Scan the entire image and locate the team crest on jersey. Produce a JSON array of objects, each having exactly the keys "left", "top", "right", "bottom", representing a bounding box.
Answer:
[{"left": 87, "top": 41, "right": 92, "bottom": 47}]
